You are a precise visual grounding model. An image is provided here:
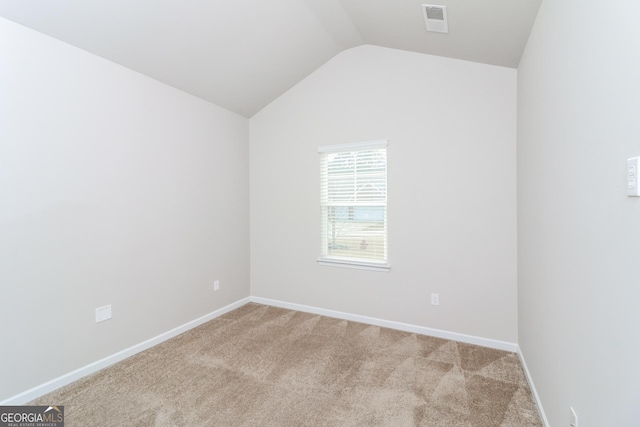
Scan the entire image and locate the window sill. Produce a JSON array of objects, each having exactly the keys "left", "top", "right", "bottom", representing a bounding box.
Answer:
[{"left": 317, "top": 259, "right": 390, "bottom": 272}]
